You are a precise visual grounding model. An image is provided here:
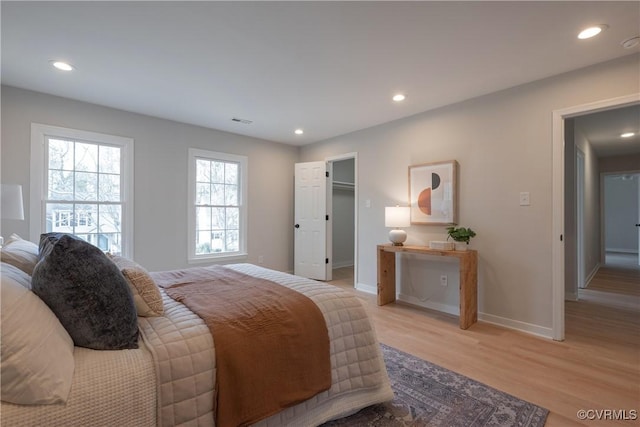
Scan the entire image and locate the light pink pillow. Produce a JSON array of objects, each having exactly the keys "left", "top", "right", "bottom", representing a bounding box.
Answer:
[{"left": 107, "top": 254, "right": 164, "bottom": 317}]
